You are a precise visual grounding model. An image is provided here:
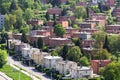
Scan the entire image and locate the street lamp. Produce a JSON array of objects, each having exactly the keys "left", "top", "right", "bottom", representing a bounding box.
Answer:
[{"left": 18, "top": 68, "right": 21, "bottom": 80}]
